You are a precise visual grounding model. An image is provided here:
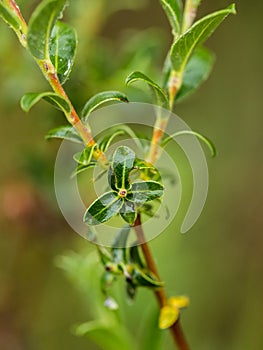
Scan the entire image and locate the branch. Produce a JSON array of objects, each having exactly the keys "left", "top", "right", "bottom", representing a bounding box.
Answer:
[{"left": 133, "top": 214, "right": 190, "bottom": 350}]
